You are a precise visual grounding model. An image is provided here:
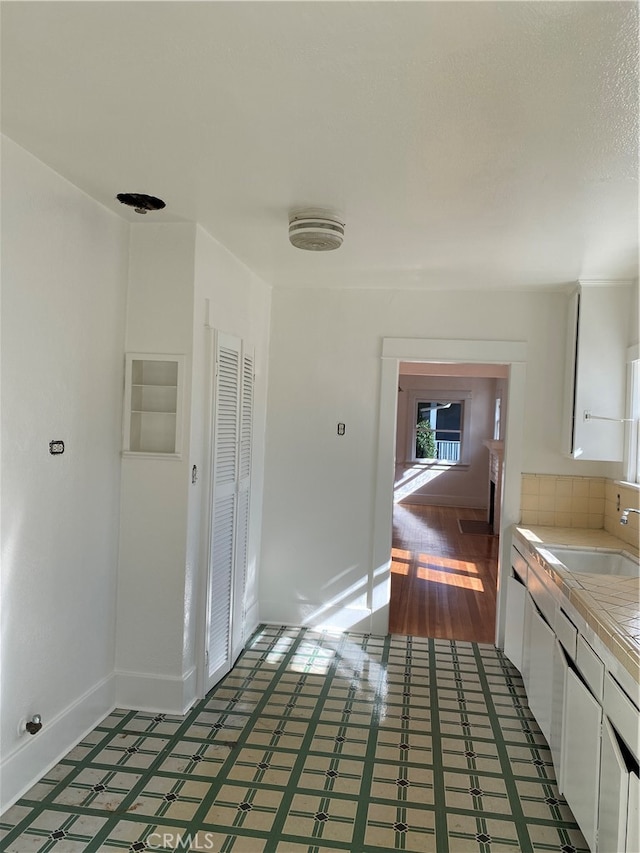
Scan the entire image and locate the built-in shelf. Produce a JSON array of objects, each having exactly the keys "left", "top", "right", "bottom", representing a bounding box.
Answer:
[{"left": 123, "top": 354, "right": 184, "bottom": 456}]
